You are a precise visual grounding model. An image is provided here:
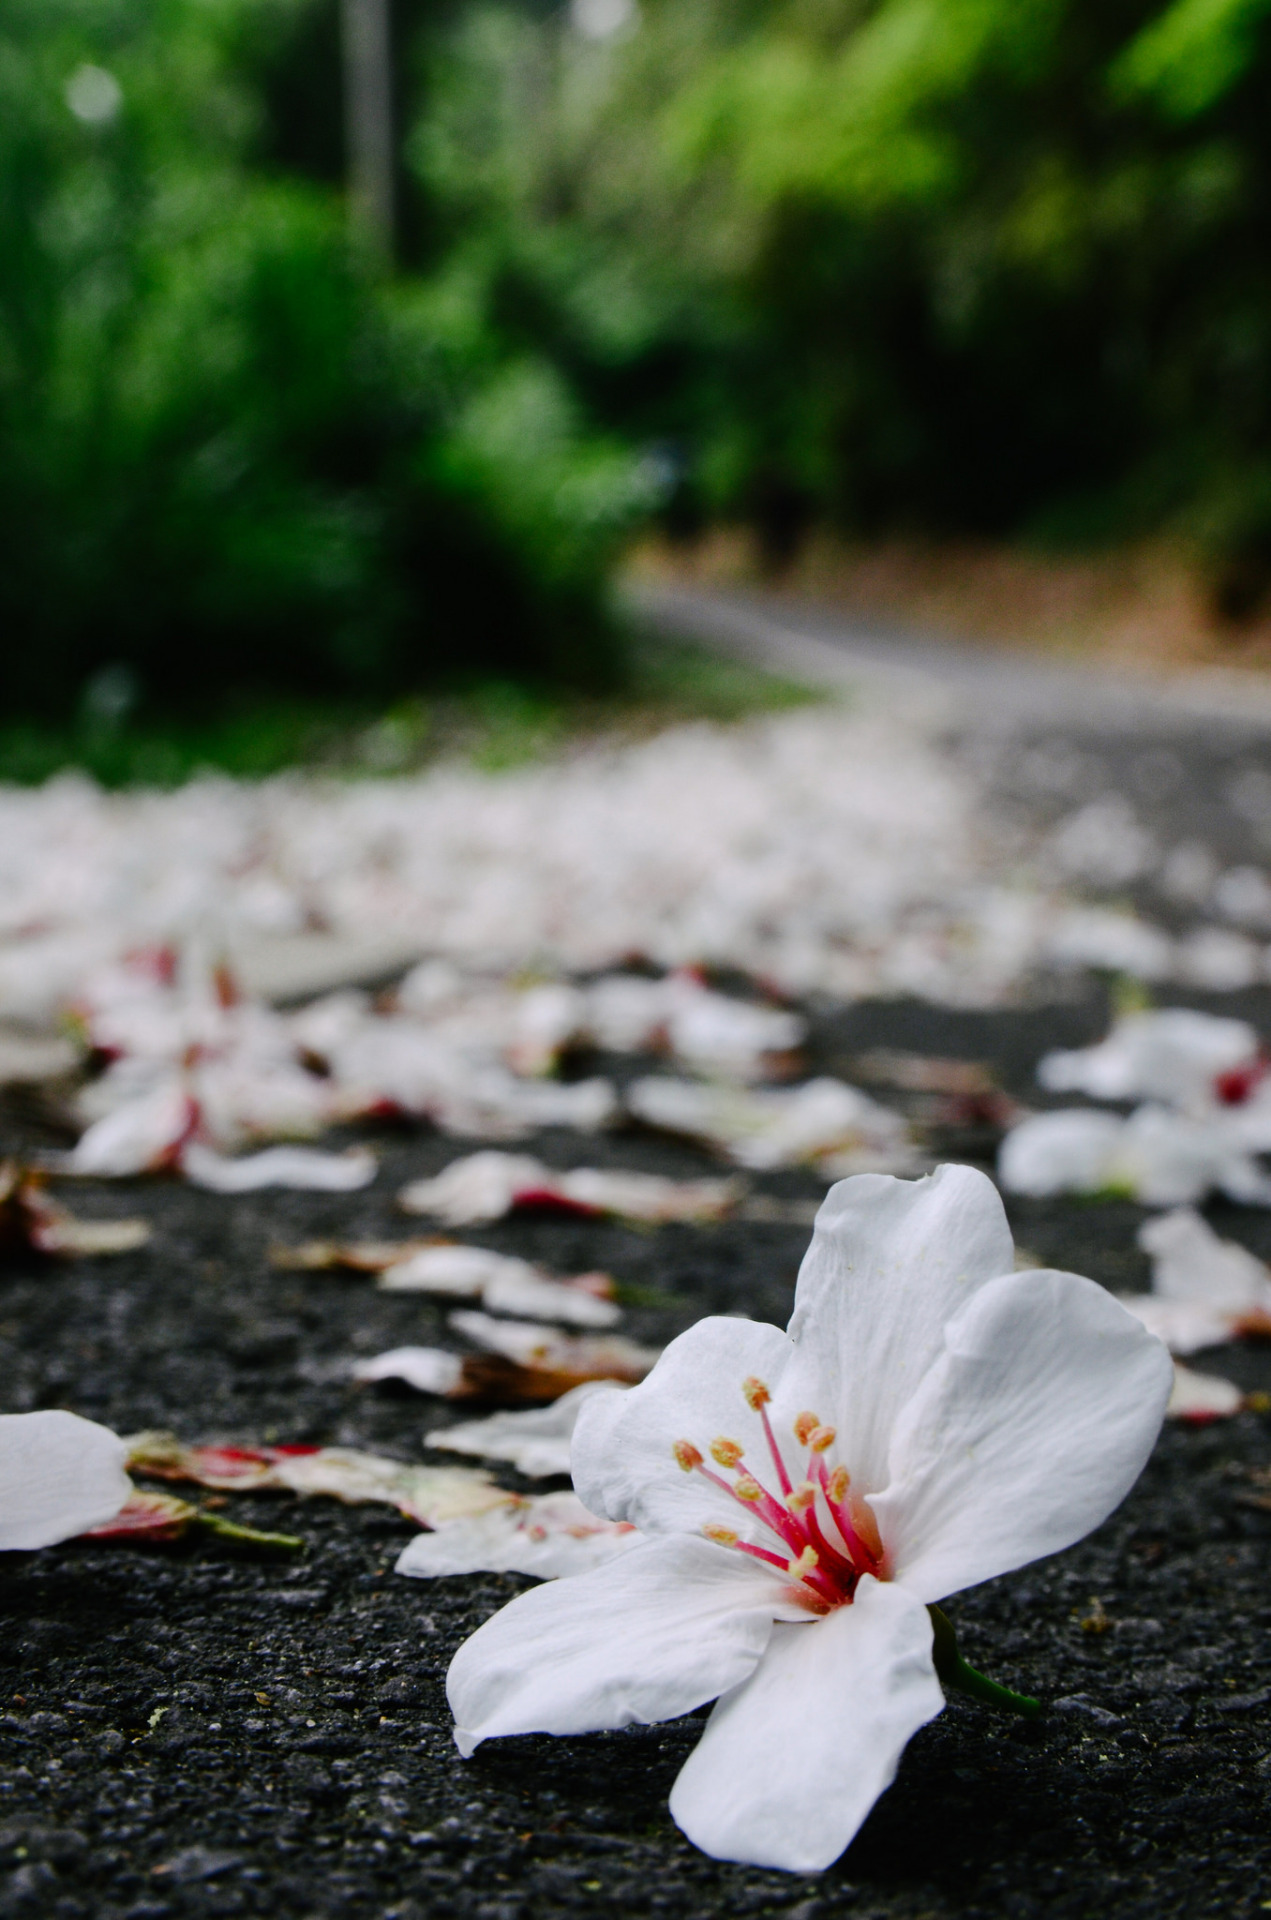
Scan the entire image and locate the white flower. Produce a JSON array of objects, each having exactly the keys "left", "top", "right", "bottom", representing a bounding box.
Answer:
[
  {"left": 0, "top": 1411, "right": 130, "bottom": 1550},
  {"left": 1038, "top": 1008, "right": 1260, "bottom": 1111},
  {"left": 446, "top": 1166, "right": 1171, "bottom": 1872},
  {"left": 997, "top": 1105, "right": 1271, "bottom": 1206}
]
